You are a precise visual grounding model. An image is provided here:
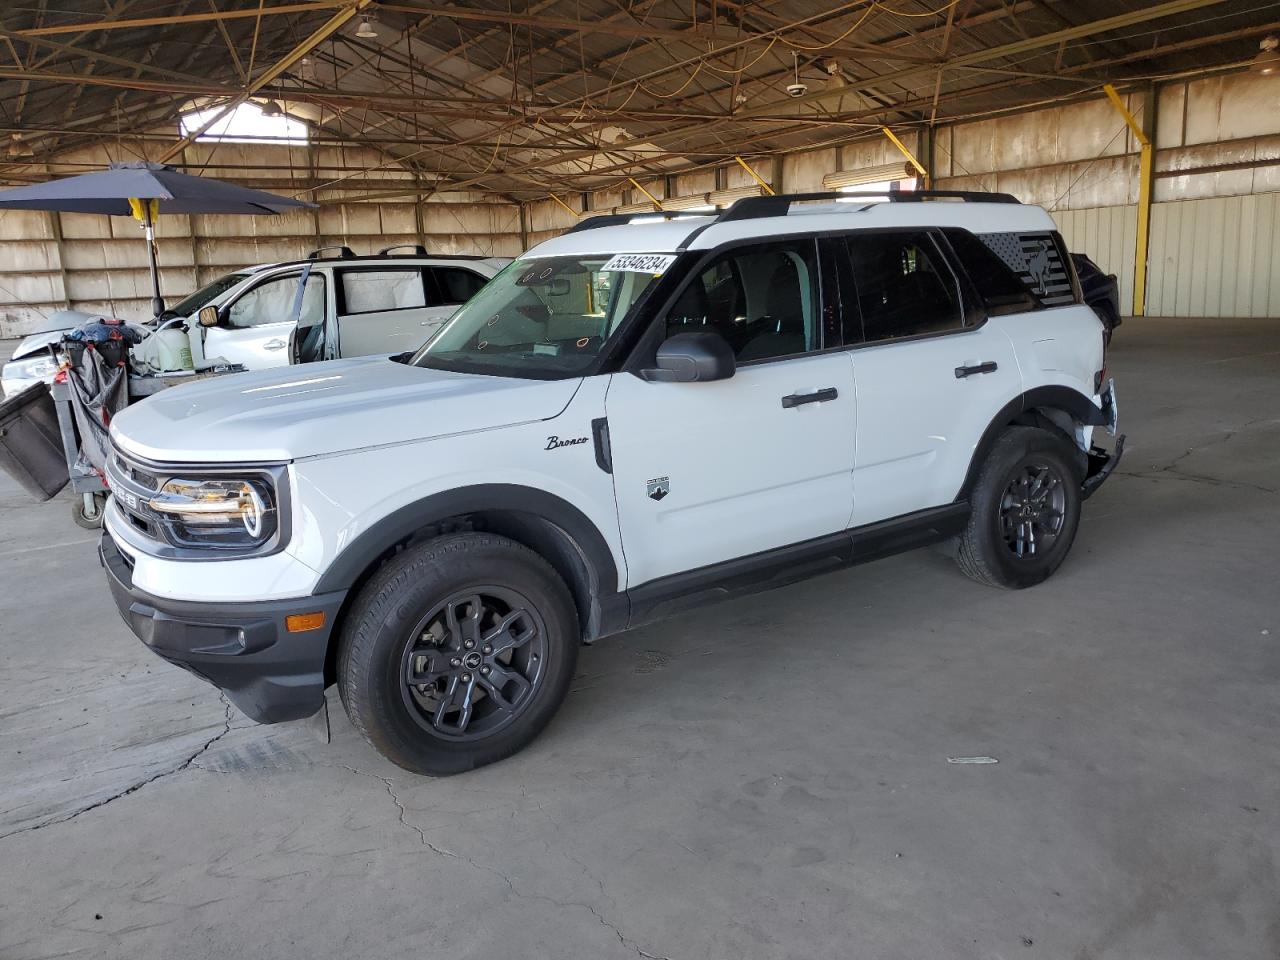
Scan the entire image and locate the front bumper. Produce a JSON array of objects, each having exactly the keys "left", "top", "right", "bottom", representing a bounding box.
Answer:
[{"left": 100, "top": 531, "right": 346, "bottom": 723}]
